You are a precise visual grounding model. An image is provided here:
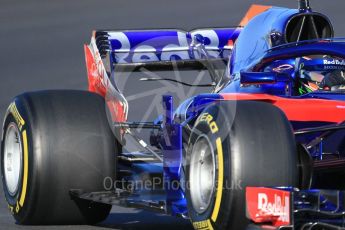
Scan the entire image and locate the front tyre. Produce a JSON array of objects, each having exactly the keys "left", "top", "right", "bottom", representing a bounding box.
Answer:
[
  {"left": 1, "top": 90, "right": 118, "bottom": 225},
  {"left": 186, "top": 101, "right": 298, "bottom": 230}
]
